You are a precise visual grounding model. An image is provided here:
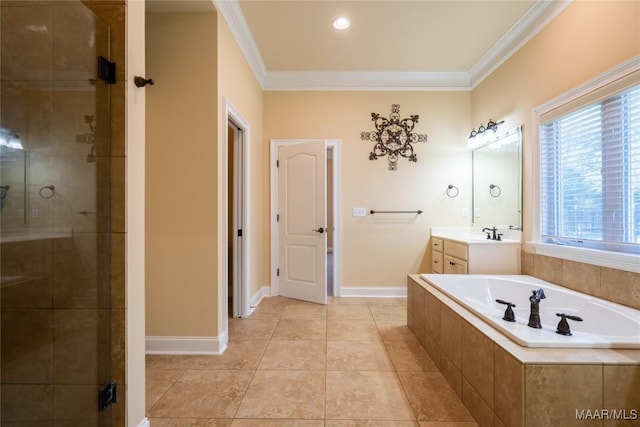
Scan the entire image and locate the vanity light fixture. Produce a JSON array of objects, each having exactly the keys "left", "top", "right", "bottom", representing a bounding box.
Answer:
[
  {"left": 332, "top": 17, "right": 350, "bottom": 30},
  {"left": 468, "top": 118, "right": 505, "bottom": 149},
  {"left": 0, "top": 128, "right": 23, "bottom": 150}
]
